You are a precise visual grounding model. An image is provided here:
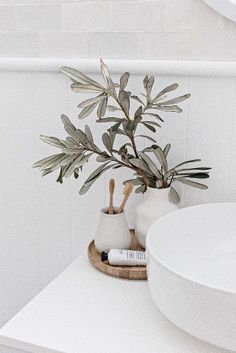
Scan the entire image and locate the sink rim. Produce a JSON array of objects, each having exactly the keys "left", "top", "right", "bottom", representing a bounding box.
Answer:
[{"left": 146, "top": 202, "right": 236, "bottom": 296}]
